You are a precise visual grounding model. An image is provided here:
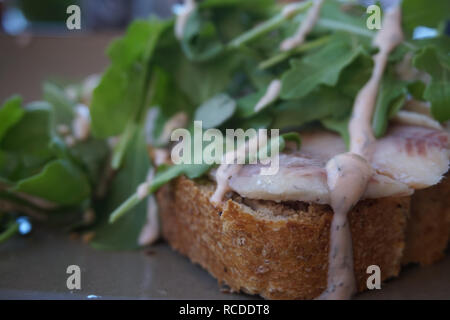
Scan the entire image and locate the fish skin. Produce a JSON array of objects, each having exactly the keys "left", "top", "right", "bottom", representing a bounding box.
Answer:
[{"left": 227, "top": 125, "right": 449, "bottom": 203}]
